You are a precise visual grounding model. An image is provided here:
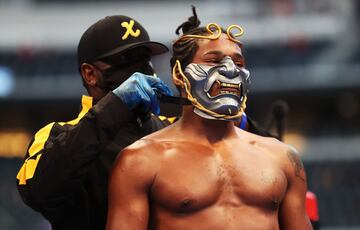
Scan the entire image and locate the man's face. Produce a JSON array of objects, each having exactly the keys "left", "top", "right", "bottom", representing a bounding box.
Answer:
[{"left": 183, "top": 33, "right": 250, "bottom": 120}]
